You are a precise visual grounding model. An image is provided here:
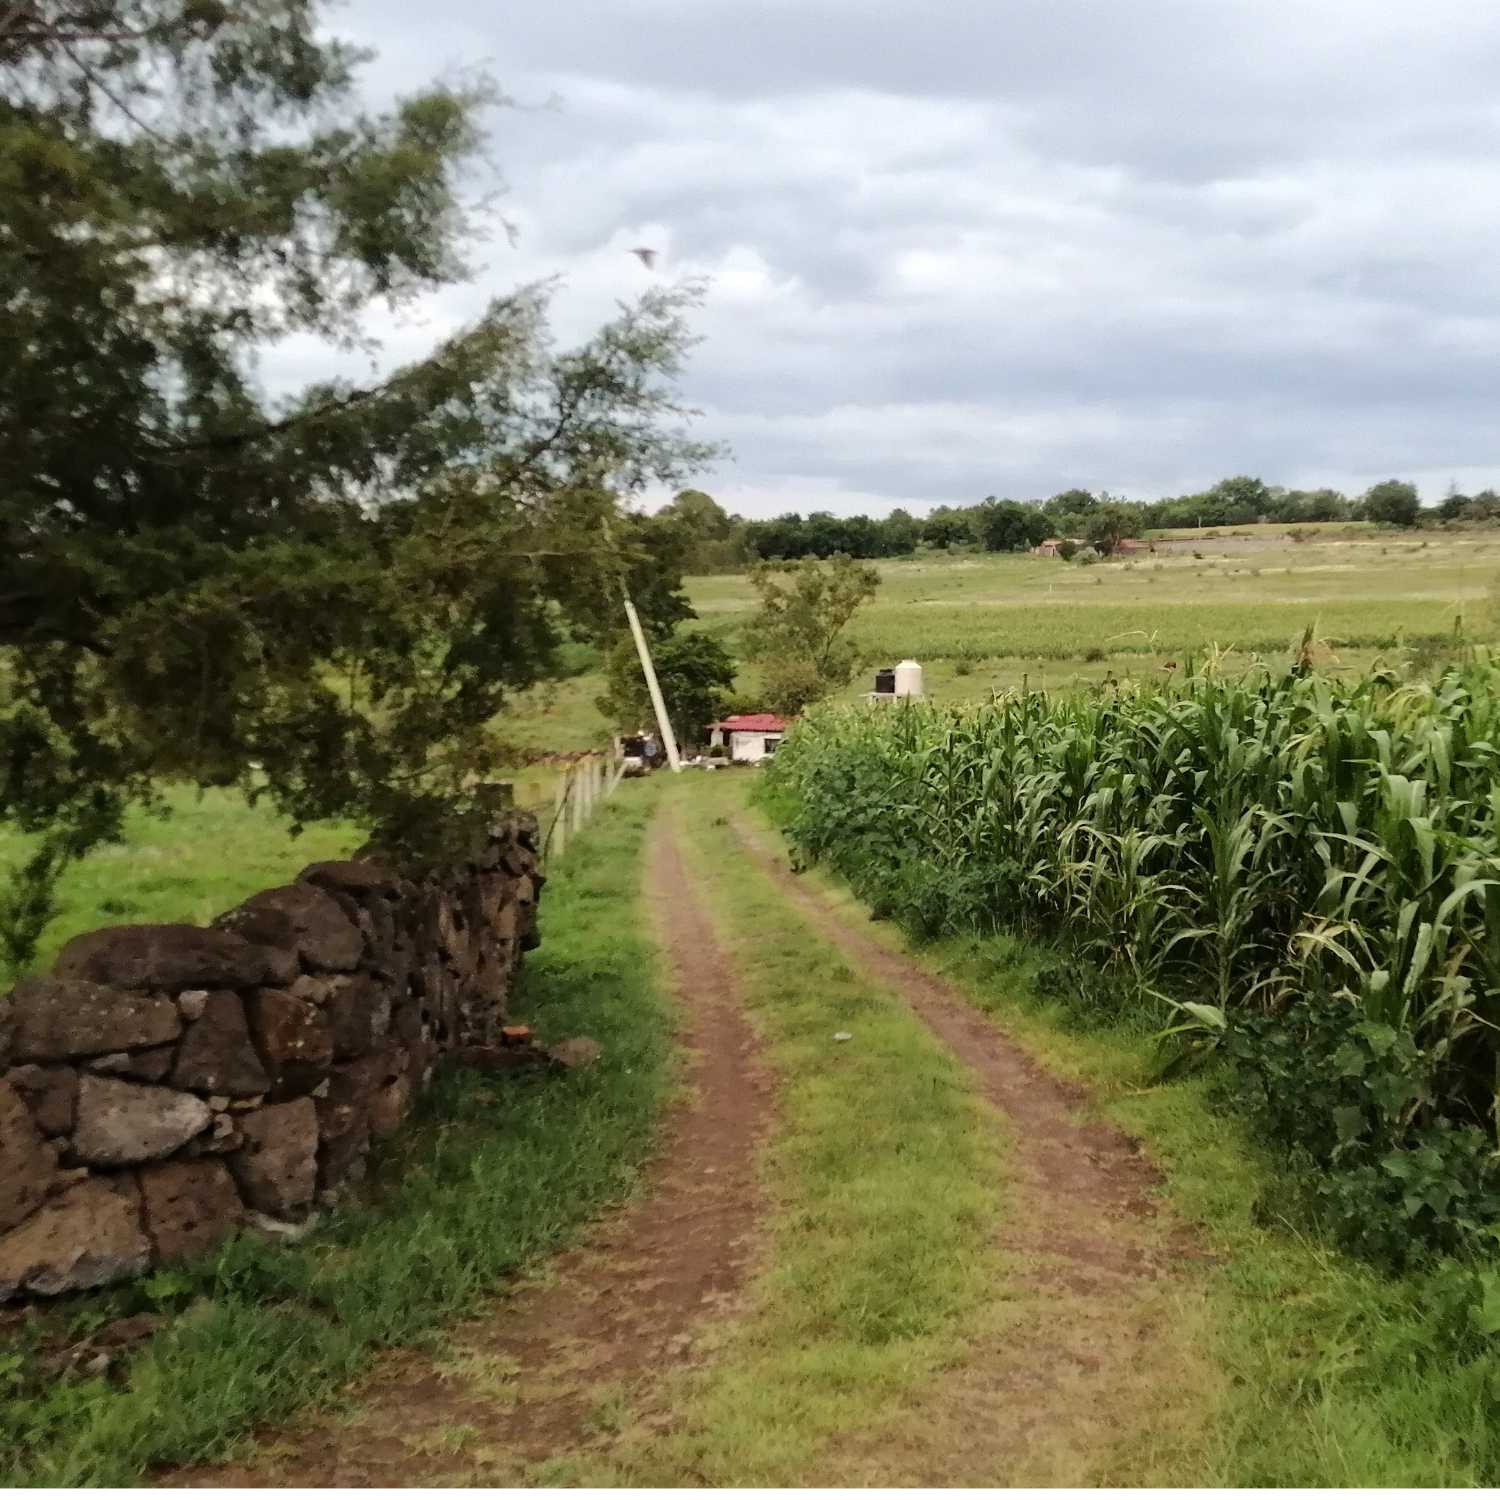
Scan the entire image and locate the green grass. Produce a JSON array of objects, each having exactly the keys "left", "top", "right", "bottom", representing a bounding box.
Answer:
[
  {"left": 1142, "top": 520, "right": 1377, "bottom": 540},
  {"left": 1, "top": 783, "right": 676, "bottom": 1487},
  {"left": 686, "top": 532, "right": 1495, "bottom": 663},
  {"left": 490, "top": 671, "right": 613, "bottom": 757},
  {"left": 0, "top": 766, "right": 574, "bottom": 981},
  {"left": 785, "top": 856, "right": 1500, "bottom": 1485},
  {"left": 547, "top": 772, "right": 1006, "bottom": 1485},
  {"left": 0, "top": 786, "right": 359, "bottom": 978},
  {"left": 498, "top": 531, "right": 1494, "bottom": 759}
]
